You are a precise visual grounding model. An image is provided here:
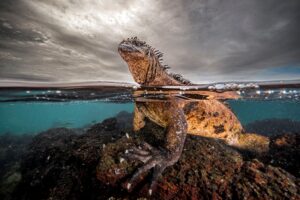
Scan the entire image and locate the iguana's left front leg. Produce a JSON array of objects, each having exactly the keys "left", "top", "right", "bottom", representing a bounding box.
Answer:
[
  {"left": 126, "top": 98, "right": 187, "bottom": 195},
  {"left": 133, "top": 103, "right": 146, "bottom": 132}
]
